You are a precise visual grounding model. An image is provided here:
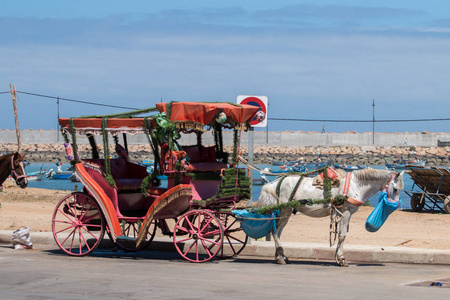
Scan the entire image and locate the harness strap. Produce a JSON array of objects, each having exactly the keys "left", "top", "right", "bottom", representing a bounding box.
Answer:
[
  {"left": 343, "top": 173, "right": 351, "bottom": 196},
  {"left": 383, "top": 174, "right": 396, "bottom": 202},
  {"left": 342, "top": 172, "right": 364, "bottom": 206},
  {"left": 290, "top": 175, "right": 304, "bottom": 202}
]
